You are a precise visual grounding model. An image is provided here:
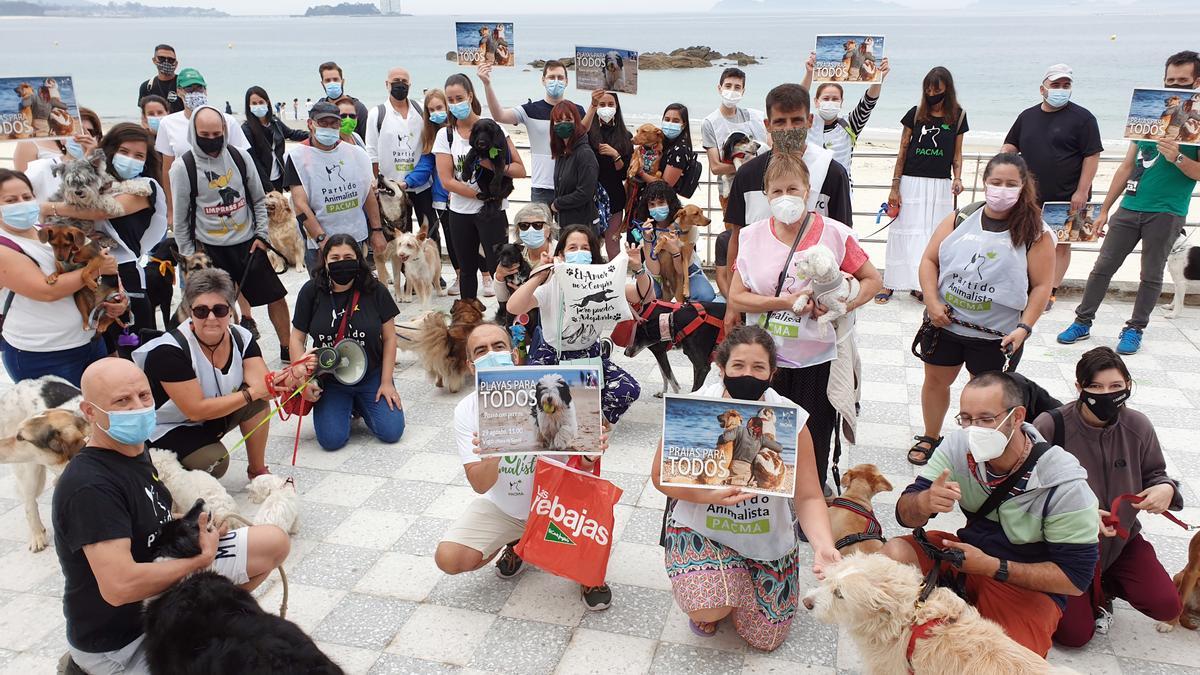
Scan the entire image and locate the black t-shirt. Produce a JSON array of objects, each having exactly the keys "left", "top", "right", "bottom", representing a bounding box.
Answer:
[
  {"left": 108, "top": 181, "right": 158, "bottom": 257},
  {"left": 138, "top": 76, "right": 184, "bottom": 113},
  {"left": 52, "top": 448, "right": 175, "bottom": 652},
  {"left": 714, "top": 228, "right": 732, "bottom": 267},
  {"left": 293, "top": 281, "right": 399, "bottom": 372},
  {"left": 143, "top": 329, "right": 263, "bottom": 408},
  {"left": 1003, "top": 102, "right": 1104, "bottom": 203},
  {"left": 900, "top": 106, "right": 969, "bottom": 179},
  {"left": 724, "top": 149, "right": 854, "bottom": 228},
  {"left": 592, "top": 126, "right": 632, "bottom": 206}
]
